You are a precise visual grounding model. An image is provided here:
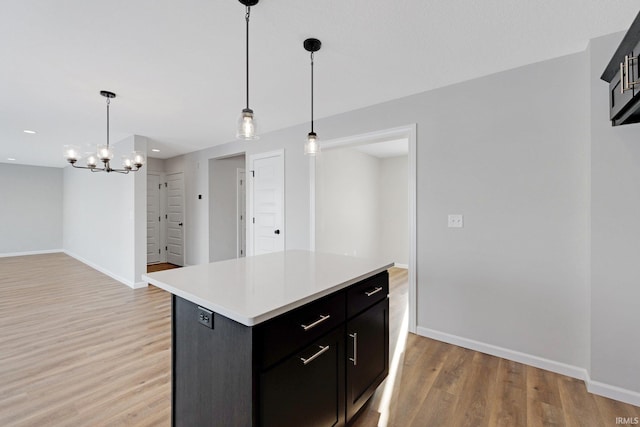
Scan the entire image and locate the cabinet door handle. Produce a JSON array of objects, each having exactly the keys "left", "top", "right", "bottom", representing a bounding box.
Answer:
[
  {"left": 365, "top": 287, "right": 383, "bottom": 297},
  {"left": 300, "top": 345, "right": 330, "bottom": 365},
  {"left": 622, "top": 54, "right": 640, "bottom": 93},
  {"left": 349, "top": 333, "right": 358, "bottom": 366},
  {"left": 300, "top": 314, "right": 330, "bottom": 331}
]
